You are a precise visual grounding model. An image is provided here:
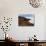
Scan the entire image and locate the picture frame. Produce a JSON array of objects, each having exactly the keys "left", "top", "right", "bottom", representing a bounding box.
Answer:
[{"left": 18, "top": 14, "right": 35, "bottom": 26}]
